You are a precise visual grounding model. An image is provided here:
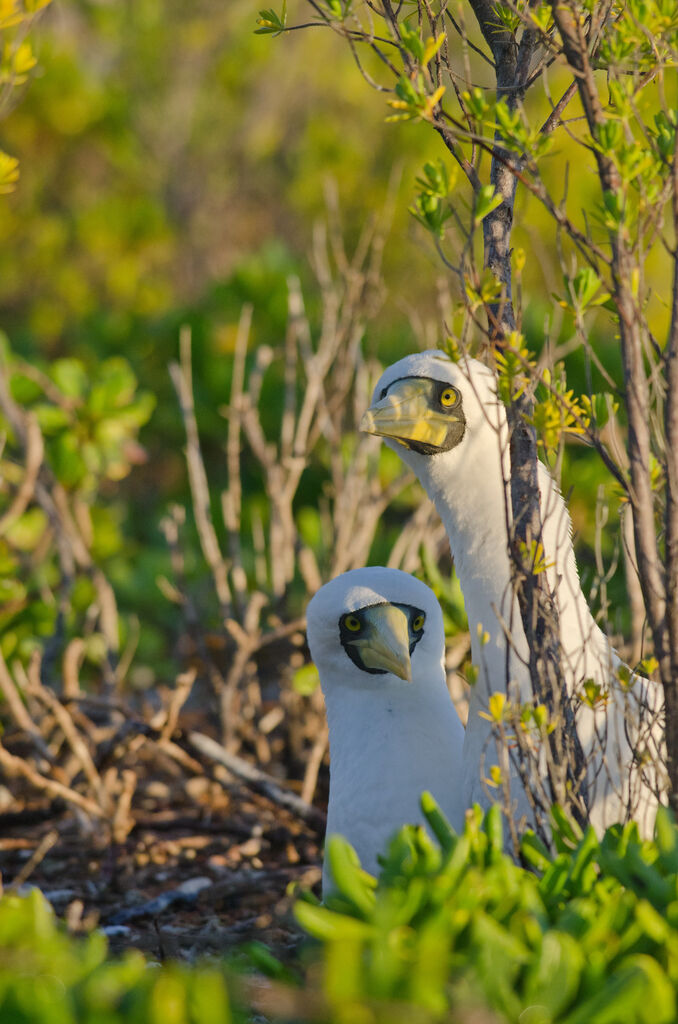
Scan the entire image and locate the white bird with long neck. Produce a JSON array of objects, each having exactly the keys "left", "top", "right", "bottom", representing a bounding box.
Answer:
[
  {"left": 306, "top": 567, "right": 466, "bottom": 893},
  {"left": 361, "top": 351, "right": 664, "bottom": 837}
]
